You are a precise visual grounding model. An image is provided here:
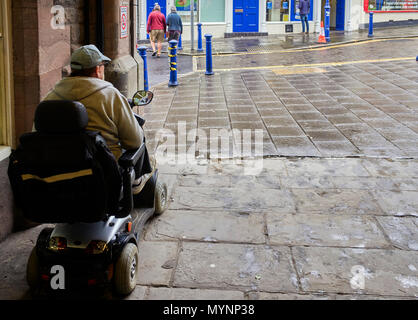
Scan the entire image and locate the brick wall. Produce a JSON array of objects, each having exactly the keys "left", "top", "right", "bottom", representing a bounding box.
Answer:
[{"left": 0, "top": 0, "right": 87, "bottom": 241}]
